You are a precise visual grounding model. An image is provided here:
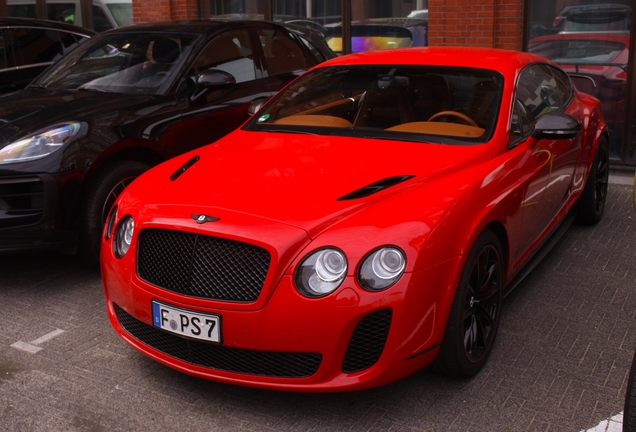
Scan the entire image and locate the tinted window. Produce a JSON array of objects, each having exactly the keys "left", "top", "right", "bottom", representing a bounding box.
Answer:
[
  {"left": 529, "top": 39, "right": 626, "bottom": 65},
  {"left": 0, "top": 30, "right": 8, "bottom": 69},
  {"left": 515, "top": 64, "right": 567, "bottom": 120},
  {"left": 8, "top": 28, "right": 63, "bottom": 66},
  {"left": 257, "top": 28, "right": 308, "bottom": 76},
  {"left": 193, "top": 30, "right": 255, "bottom": 83}
]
